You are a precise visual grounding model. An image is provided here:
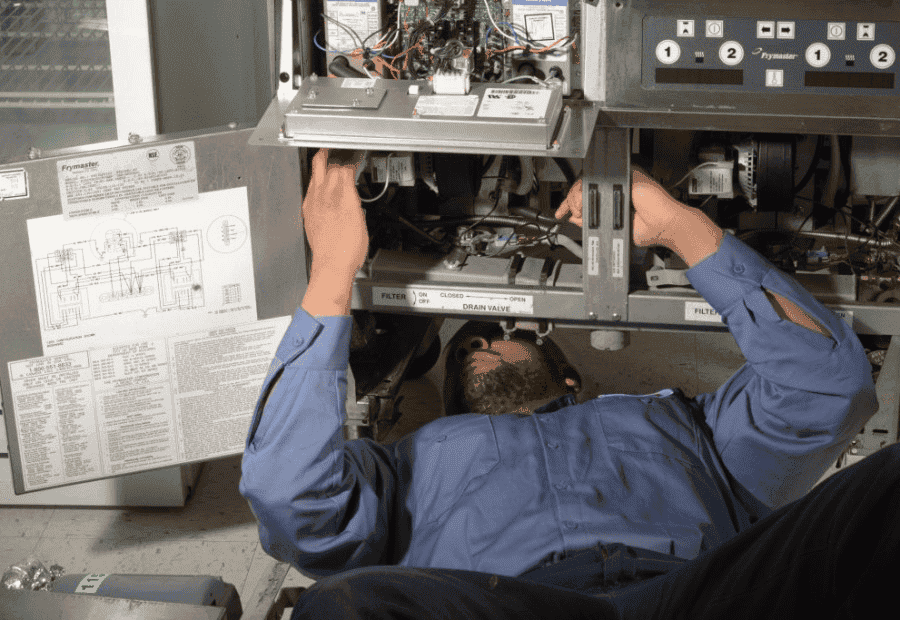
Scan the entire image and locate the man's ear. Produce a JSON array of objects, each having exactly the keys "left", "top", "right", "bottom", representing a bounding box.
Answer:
[{"left": 563, "top": 370, "right": 581, "bottom": 394}]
